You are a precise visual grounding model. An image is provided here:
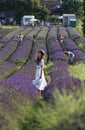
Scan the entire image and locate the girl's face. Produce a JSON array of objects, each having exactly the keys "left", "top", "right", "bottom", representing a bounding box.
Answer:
[{"left": 38, "top": 52, "right": 42, "bottom": 58}]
